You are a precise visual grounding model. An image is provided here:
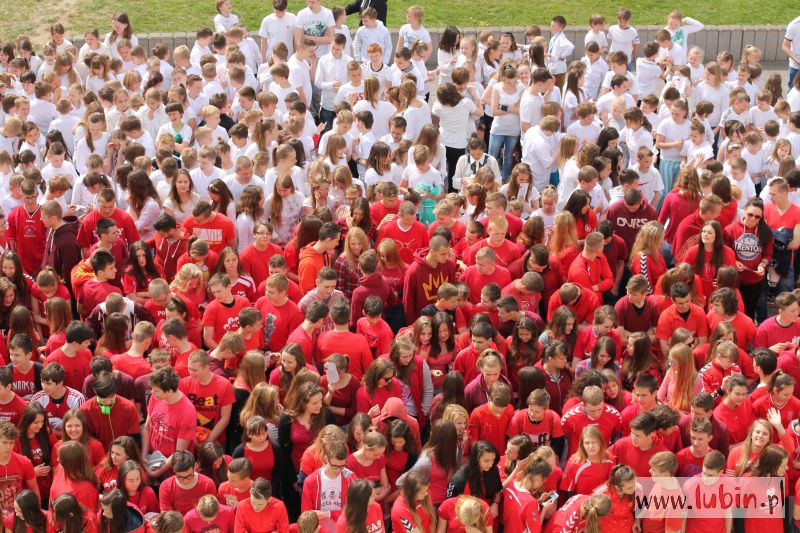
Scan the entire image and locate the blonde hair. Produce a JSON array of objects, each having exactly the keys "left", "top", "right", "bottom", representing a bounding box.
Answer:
[{"left": 550, "top": 211, "right": 578, "bottom": 255}]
